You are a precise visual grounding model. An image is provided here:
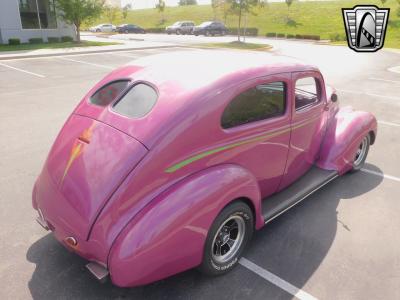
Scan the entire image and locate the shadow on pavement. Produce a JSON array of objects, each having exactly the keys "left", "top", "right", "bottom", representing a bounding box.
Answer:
[{"left": 26, "top": 164, "right": 383, "bottom": 299}]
